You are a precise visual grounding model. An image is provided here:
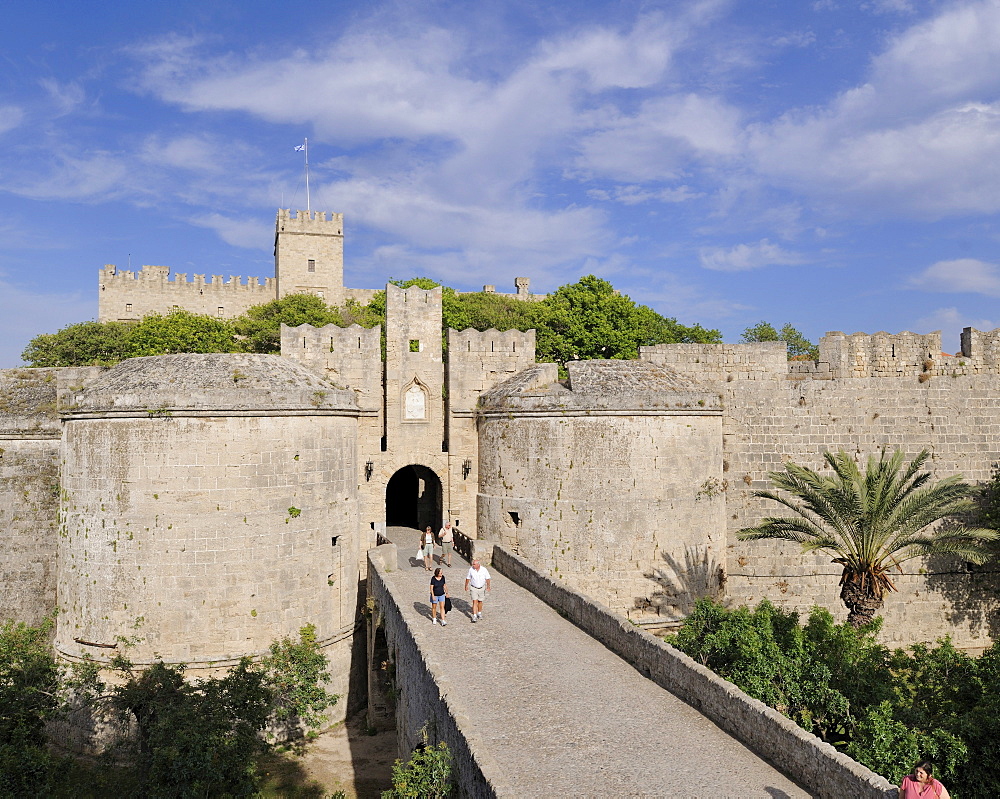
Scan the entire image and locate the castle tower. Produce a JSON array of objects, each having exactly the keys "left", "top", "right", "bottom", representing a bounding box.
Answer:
[{"left": 274, "top": 209, "right": 345, "bottom": 305}]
